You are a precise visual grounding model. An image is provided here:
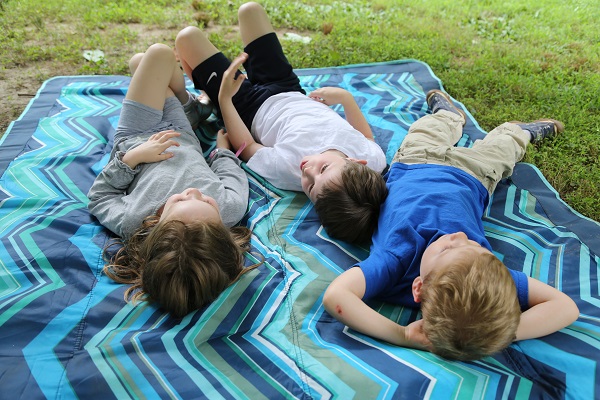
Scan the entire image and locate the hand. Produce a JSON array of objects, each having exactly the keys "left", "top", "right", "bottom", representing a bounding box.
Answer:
[
  {"left": 122, "top": 130, "right": 180, "bottom": 169},
  {"left": 218, "top": 53, "right": 248, "bottom": 103},
  {"left": 308, "top": 87, "right": 351, "bottom": 106},
  {"left": 404, "top": 319, "right": 433, "bottom": 351},
  {"left": 216, "top": 129, "right": 231, "bottom": 150}
]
